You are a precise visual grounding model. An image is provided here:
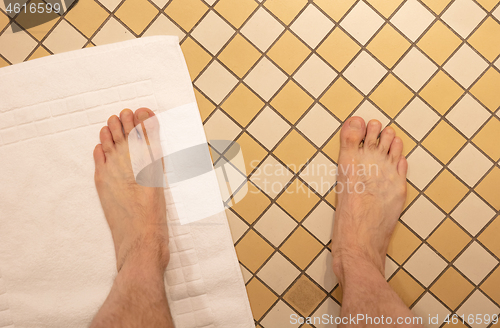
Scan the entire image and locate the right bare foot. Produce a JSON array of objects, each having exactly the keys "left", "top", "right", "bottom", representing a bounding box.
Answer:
[
  {"left": 93, "top": 108, "right": 169, "bottom": 272},
  {"left": 331, "top": 117, "right": 408, "bottom": 281}
]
